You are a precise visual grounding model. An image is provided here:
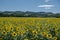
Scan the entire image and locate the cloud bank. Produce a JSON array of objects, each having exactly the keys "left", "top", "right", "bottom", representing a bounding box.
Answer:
[{"left": 37, "top": 4, "right": 54, "bottom": 9}]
